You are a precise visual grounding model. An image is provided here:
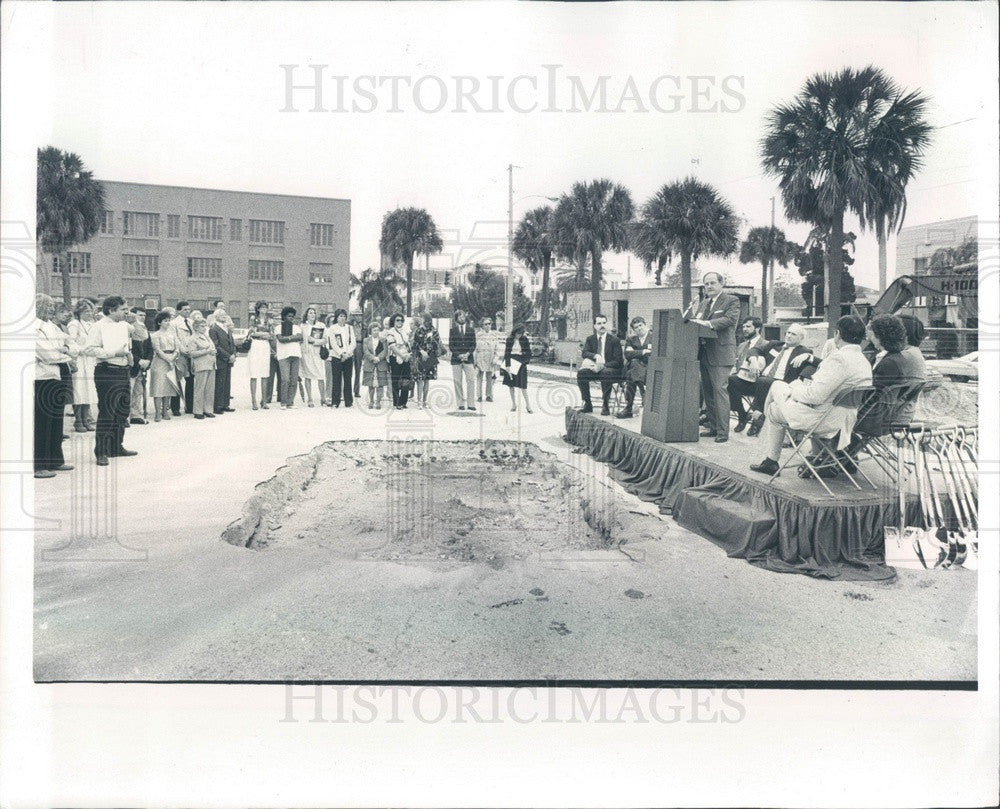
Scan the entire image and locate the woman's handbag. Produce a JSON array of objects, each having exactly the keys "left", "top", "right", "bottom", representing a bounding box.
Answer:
[{"left": 320, "top": 345, "right": 330, "bottom": 361}]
